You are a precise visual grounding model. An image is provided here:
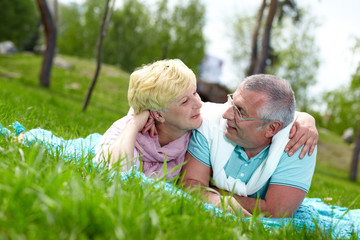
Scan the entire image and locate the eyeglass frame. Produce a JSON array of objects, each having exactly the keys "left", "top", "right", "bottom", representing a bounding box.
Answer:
[{"left": 227, "top": 94, "right": 274, "bottom": 122}]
